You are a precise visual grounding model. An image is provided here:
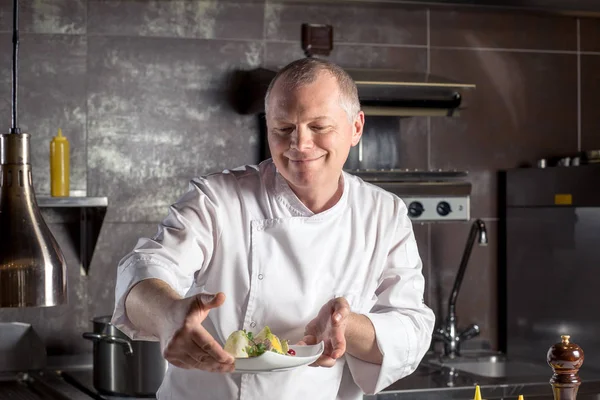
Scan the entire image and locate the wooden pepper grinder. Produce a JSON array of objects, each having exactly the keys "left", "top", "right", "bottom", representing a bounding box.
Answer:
[{"left": 547, "top": 335, "right": 585, "bottom": 400}]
